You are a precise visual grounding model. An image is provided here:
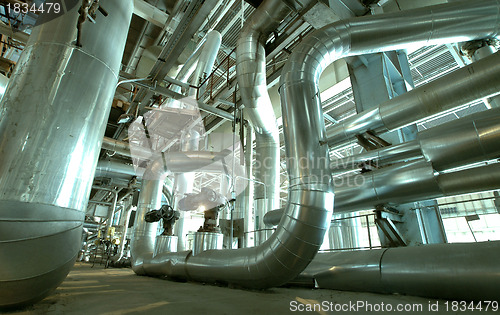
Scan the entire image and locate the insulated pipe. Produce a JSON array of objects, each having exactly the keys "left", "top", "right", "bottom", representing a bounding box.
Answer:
[
  {"left": 189, "top": 30, "right": 221, "bottom": 97},
  {"left": 326, "top": 50, "right": 500, "bottom": 148},
  {"left": 236, "top": 0, "right": 290, "bottom": 245},
  {"left": 172, "top": 30, "right": 220, "bottom": 250},
  {"left": 334, "top": 160, "right": 500, "bottom": 213},
  {"left": 113, "top": 205, "right": 135, "bottom": 262},
  {"left": 101, "top": 136, "right": 151, "bottom": 159},
  {"left": 0, "top": 0, "right": 133, "bottom": 308},
  {"left": 265, "top": 161, "right": 500, "bottom": 225},
  {"left": 132, "top": 0, "right": 333, "bottom": 288},
  {"left": 95, "top": 160, "right": 144, "bottom": 178},
  {"left": 312, "top": 241, "right": 500, "bottom": 300},
  {"left": 331, "top": 107, "right": 500, "bottom": 174},
  {"left": 91, "top": 186, "right": 118, "bottom": 235},
  {"left": 235, "top": 122, "right": 255, "bottom": 247}
]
